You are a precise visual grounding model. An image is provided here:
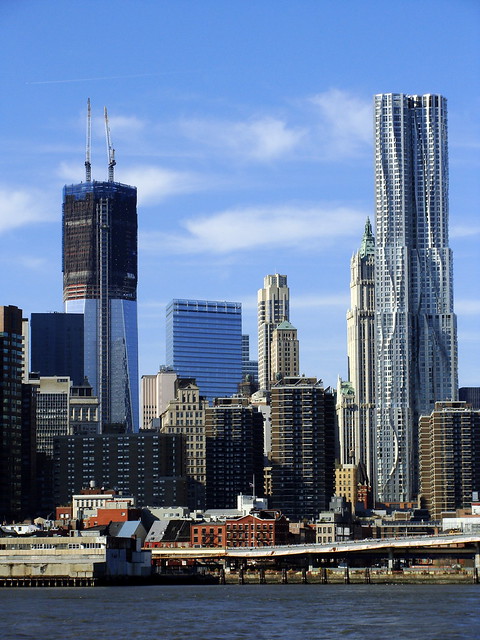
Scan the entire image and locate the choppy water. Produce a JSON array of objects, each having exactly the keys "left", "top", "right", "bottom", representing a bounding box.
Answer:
[{"left": 1, "top": 584, "right": 478, "bottom": 639}]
